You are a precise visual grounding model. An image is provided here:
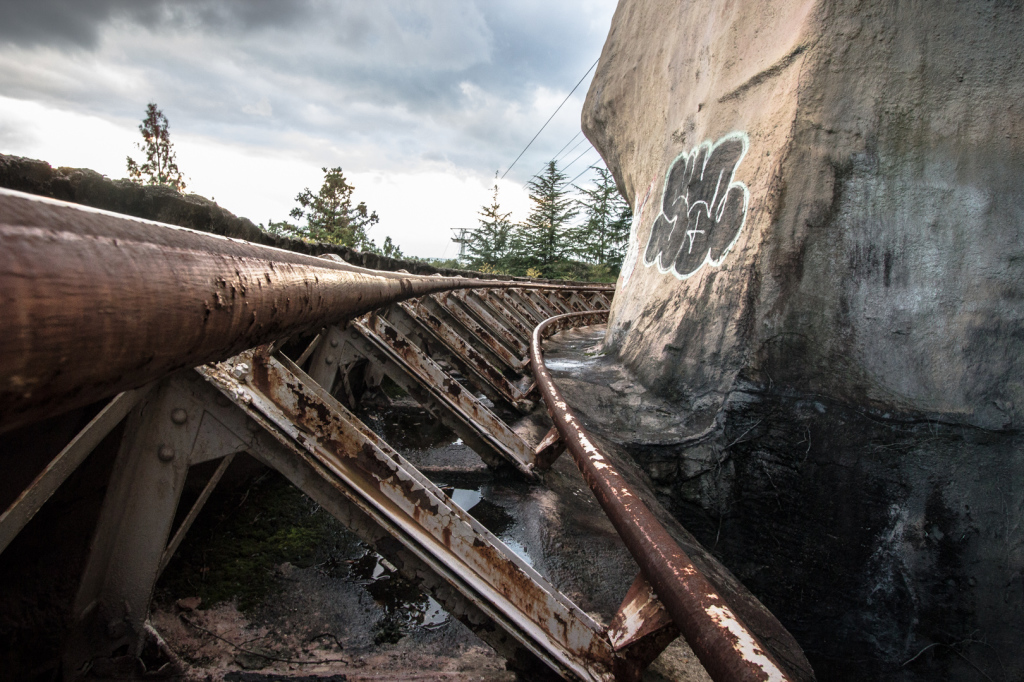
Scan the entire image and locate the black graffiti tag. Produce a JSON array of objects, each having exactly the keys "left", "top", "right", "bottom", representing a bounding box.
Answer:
[{"left": 643, "top": 133, "right": 749, "bottom": 279}]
